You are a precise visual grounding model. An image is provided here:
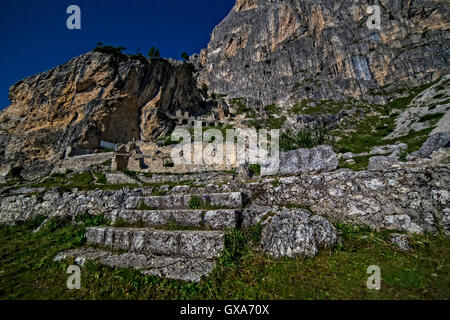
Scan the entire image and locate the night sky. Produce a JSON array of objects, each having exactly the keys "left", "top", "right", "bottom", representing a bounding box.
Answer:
[{"left": 0, "top": 0, "right": 235, "bottom": 109}]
